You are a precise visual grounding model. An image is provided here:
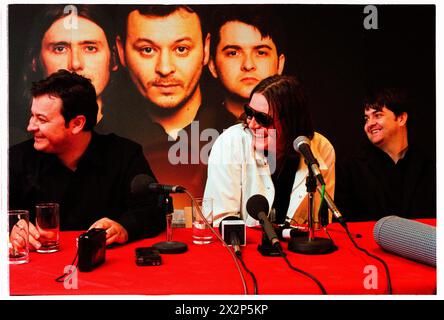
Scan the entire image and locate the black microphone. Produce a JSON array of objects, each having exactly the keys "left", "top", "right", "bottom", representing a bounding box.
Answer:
[
  {"left": 219, "top": 216, "right": 246, "bottom": 256},
  {"left": 246, "top": 194, "right": 281, "bottom": 249},
  {"left": 131, "top": 174, "right": 188, "bottom": 254},
  {"left": 316, "top": 187, "right": 347, "bottom": 228},
  {"left": 293, "top": 136, "right": 326, "bottom": 186},
  {"left": 276, "top": 225, "right": 308, "bottom": 240},
  {"left": 131, "top": 174, "right": 185, "bottom": 195}
]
